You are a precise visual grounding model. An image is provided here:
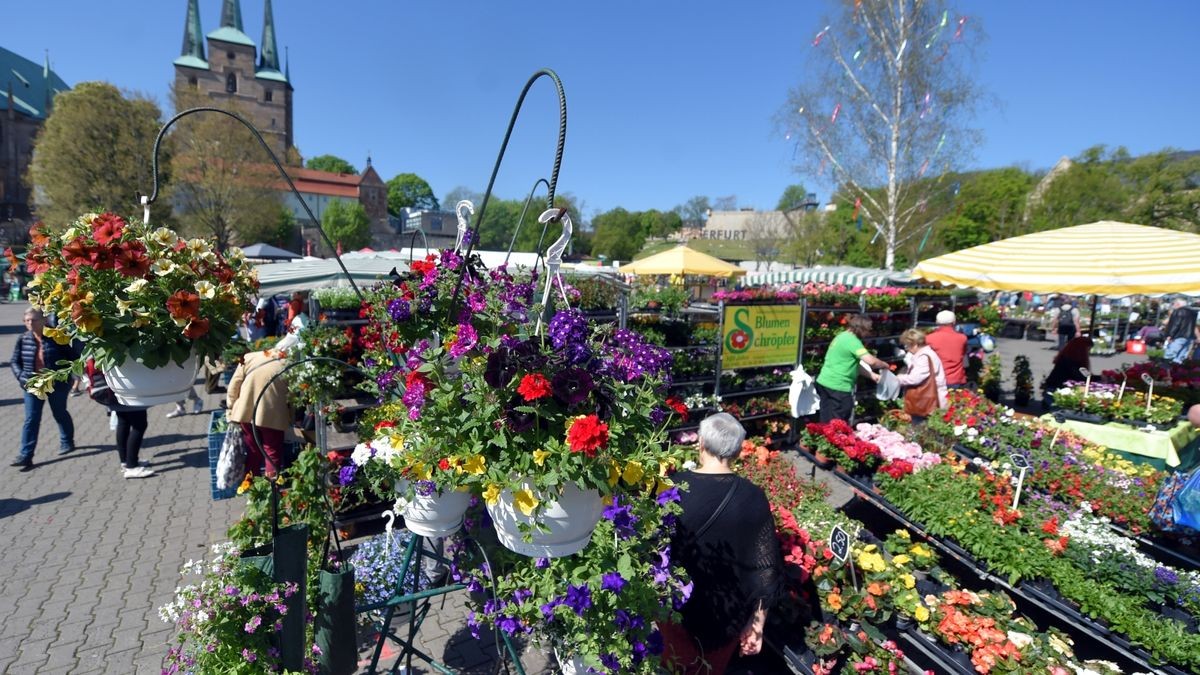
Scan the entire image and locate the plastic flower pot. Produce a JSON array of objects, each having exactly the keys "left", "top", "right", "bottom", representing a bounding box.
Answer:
[
  {"left": 105, "top": 353, "right": 199, "bottom": 406},
  {"left": 394, "top": 480, "right": 471, "bottom": 538},
  {"left": 486, "top": 480, "right": 603, "bottom": 558}
]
